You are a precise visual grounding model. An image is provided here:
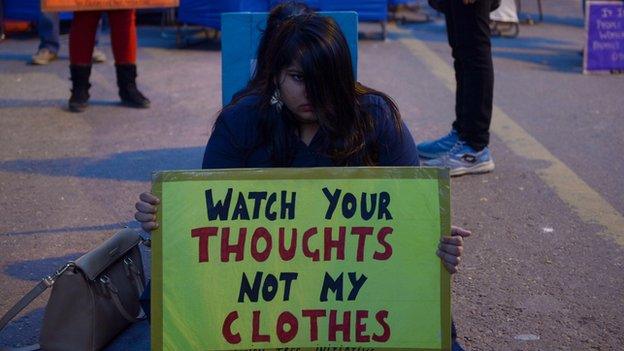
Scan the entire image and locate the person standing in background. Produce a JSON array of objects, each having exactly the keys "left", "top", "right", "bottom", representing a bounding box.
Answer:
[
  {"left": 0, "top": 0, "right": 5, "bottom": 41},
  {"left": 68, "top": 8, "right": 149, "bottom": 112},
  {"left": 31, "top": 11, "right": 106, "bottom": 65},
  {"left": 418, "top": 0, "right": 497, "bottom": 176}
]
